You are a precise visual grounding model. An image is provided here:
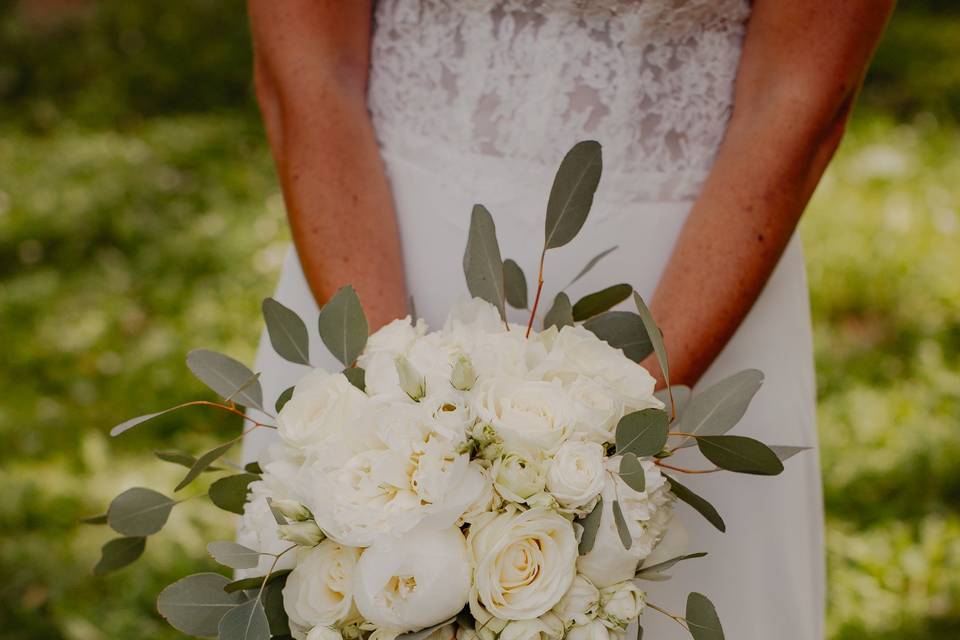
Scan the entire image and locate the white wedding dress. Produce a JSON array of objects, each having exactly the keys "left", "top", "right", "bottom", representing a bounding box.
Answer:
[{"left": 247, "top": 1, "right": 825, "bottom": 637}]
